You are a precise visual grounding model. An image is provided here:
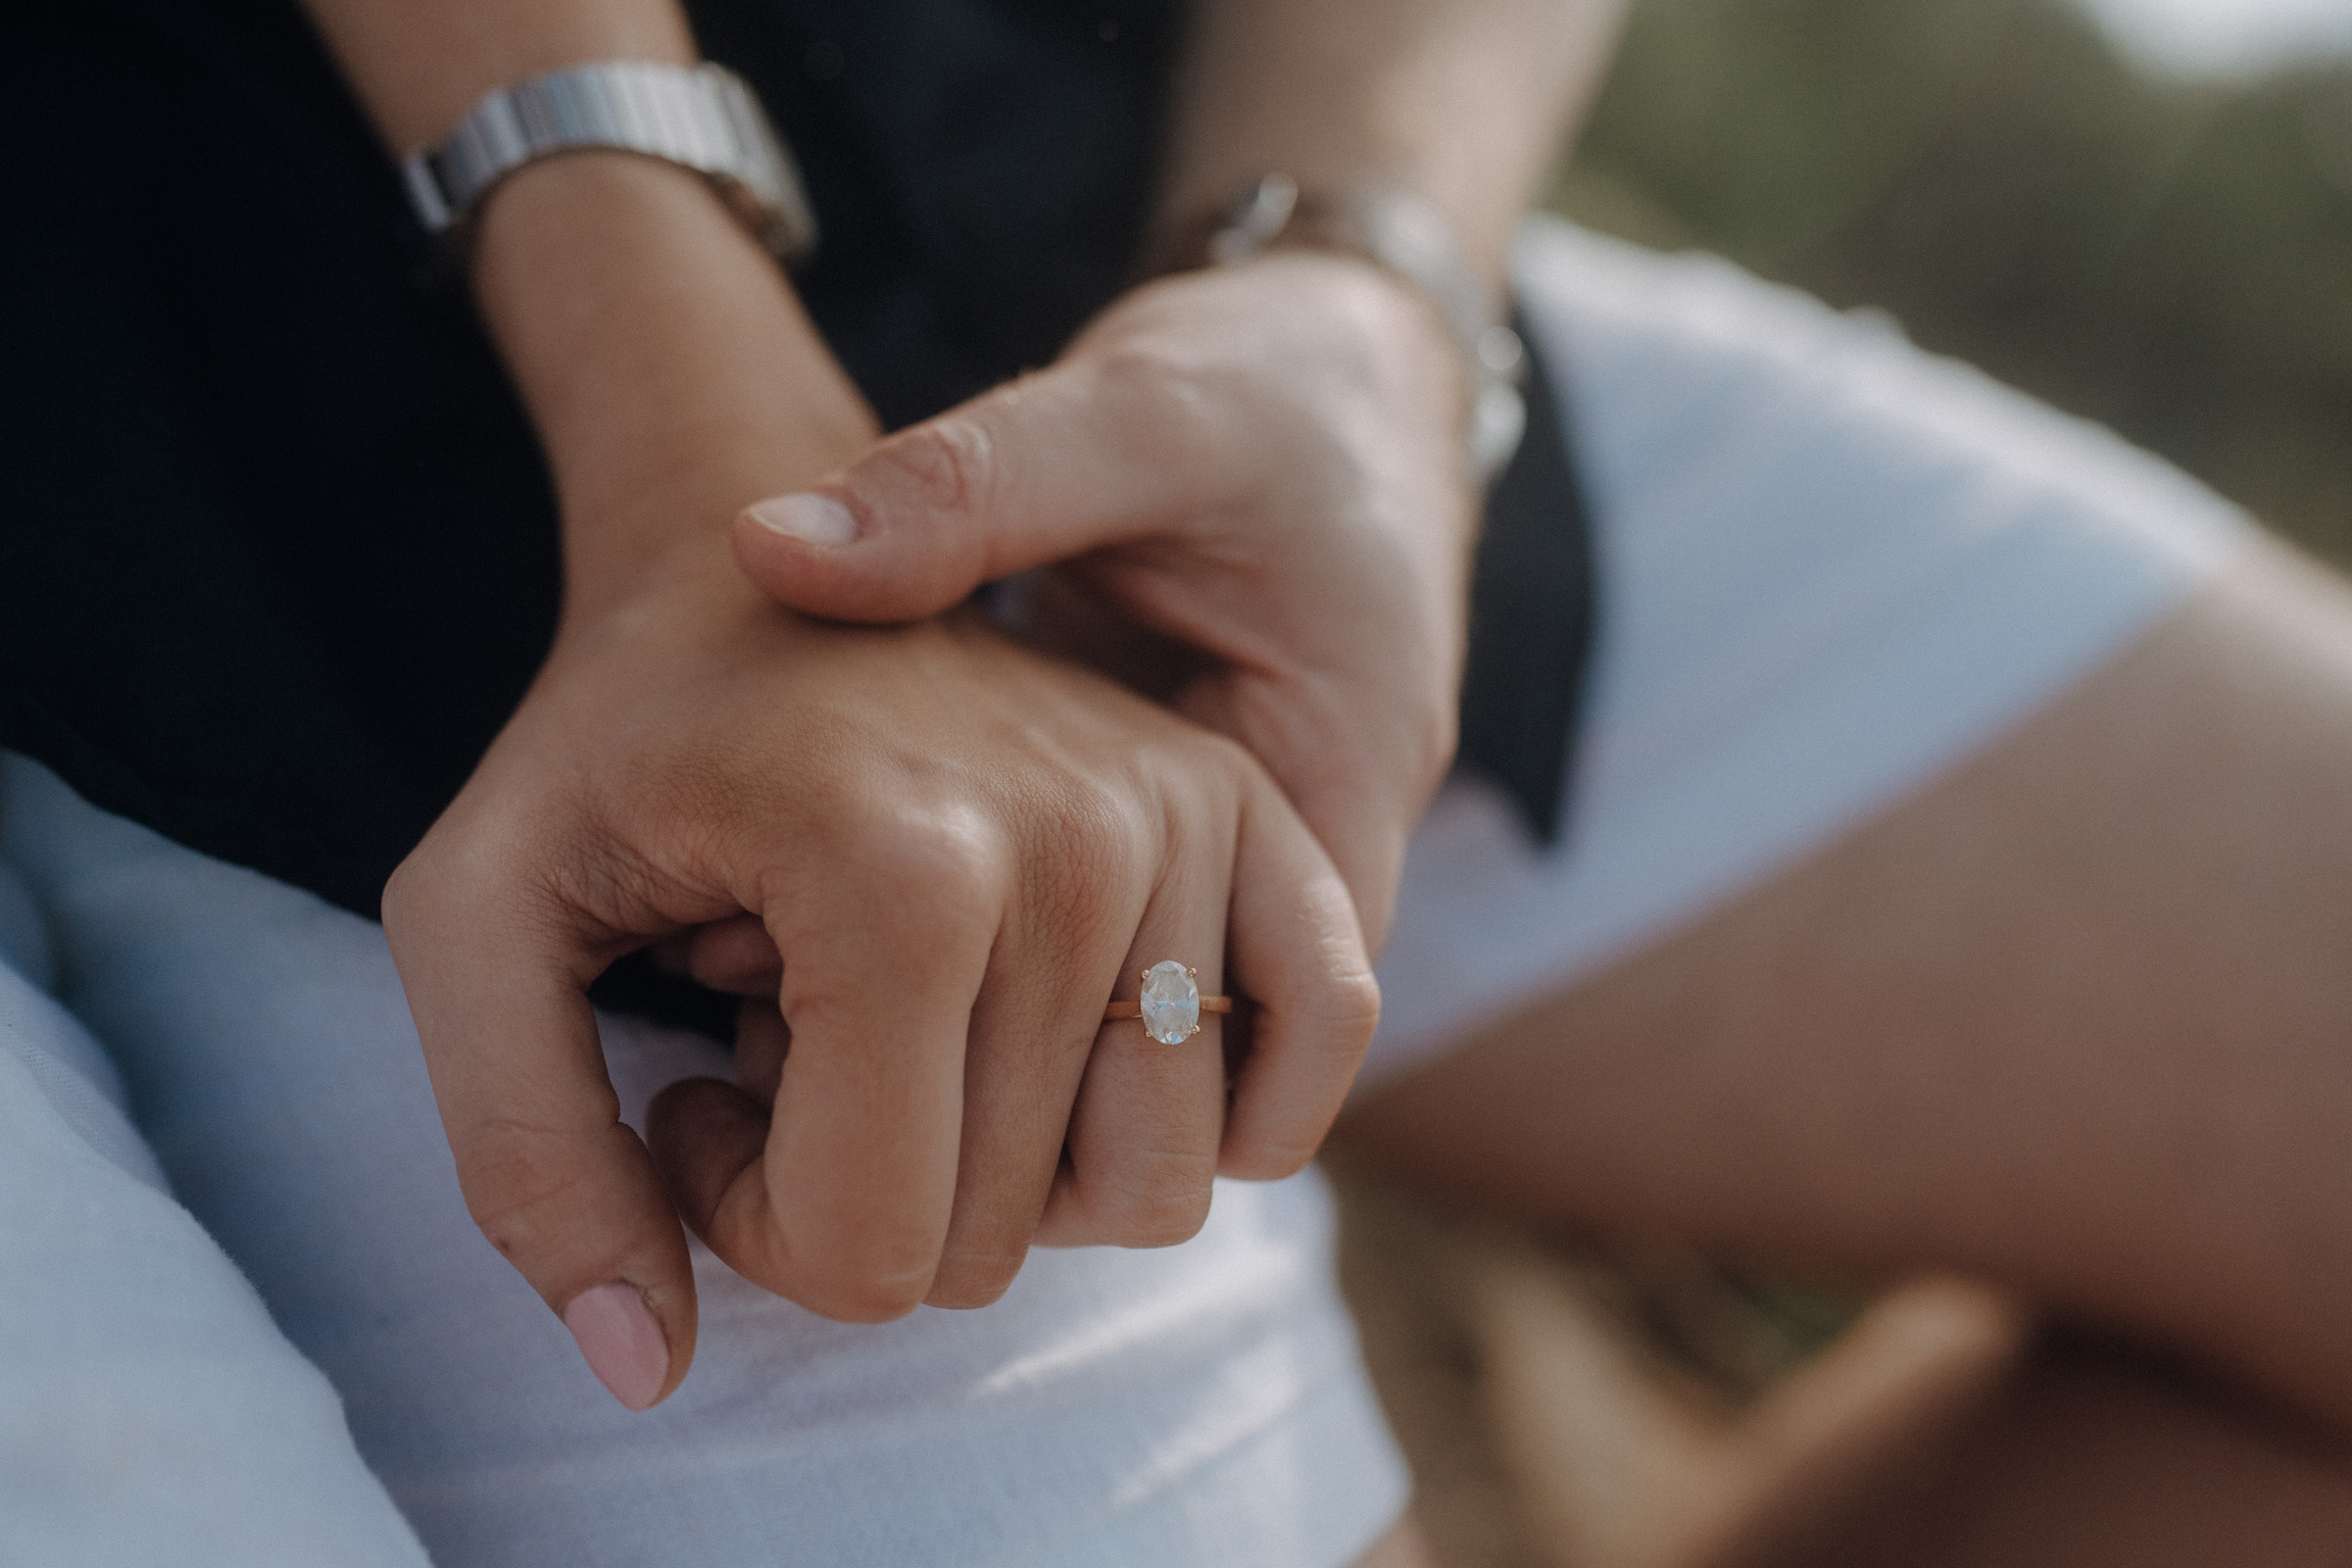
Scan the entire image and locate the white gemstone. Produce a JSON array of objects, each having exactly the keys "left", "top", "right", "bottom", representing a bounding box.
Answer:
[{"left": 1139, "top": 960, "right": 1201, "bottom": 1045}]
